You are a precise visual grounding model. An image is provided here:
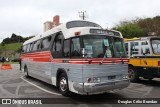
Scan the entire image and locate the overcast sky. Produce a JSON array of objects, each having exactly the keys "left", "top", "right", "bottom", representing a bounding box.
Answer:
[{"left": 0, "top": 0, "right": 160, "bottom": 43}]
